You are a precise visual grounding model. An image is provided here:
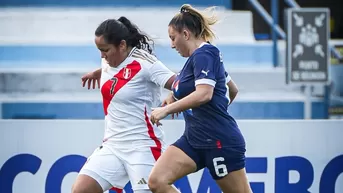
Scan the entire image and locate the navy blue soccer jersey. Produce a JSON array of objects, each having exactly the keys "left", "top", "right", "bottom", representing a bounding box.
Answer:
[{"left": 171, "top": 43, "right": 245, "bottom": 149}]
